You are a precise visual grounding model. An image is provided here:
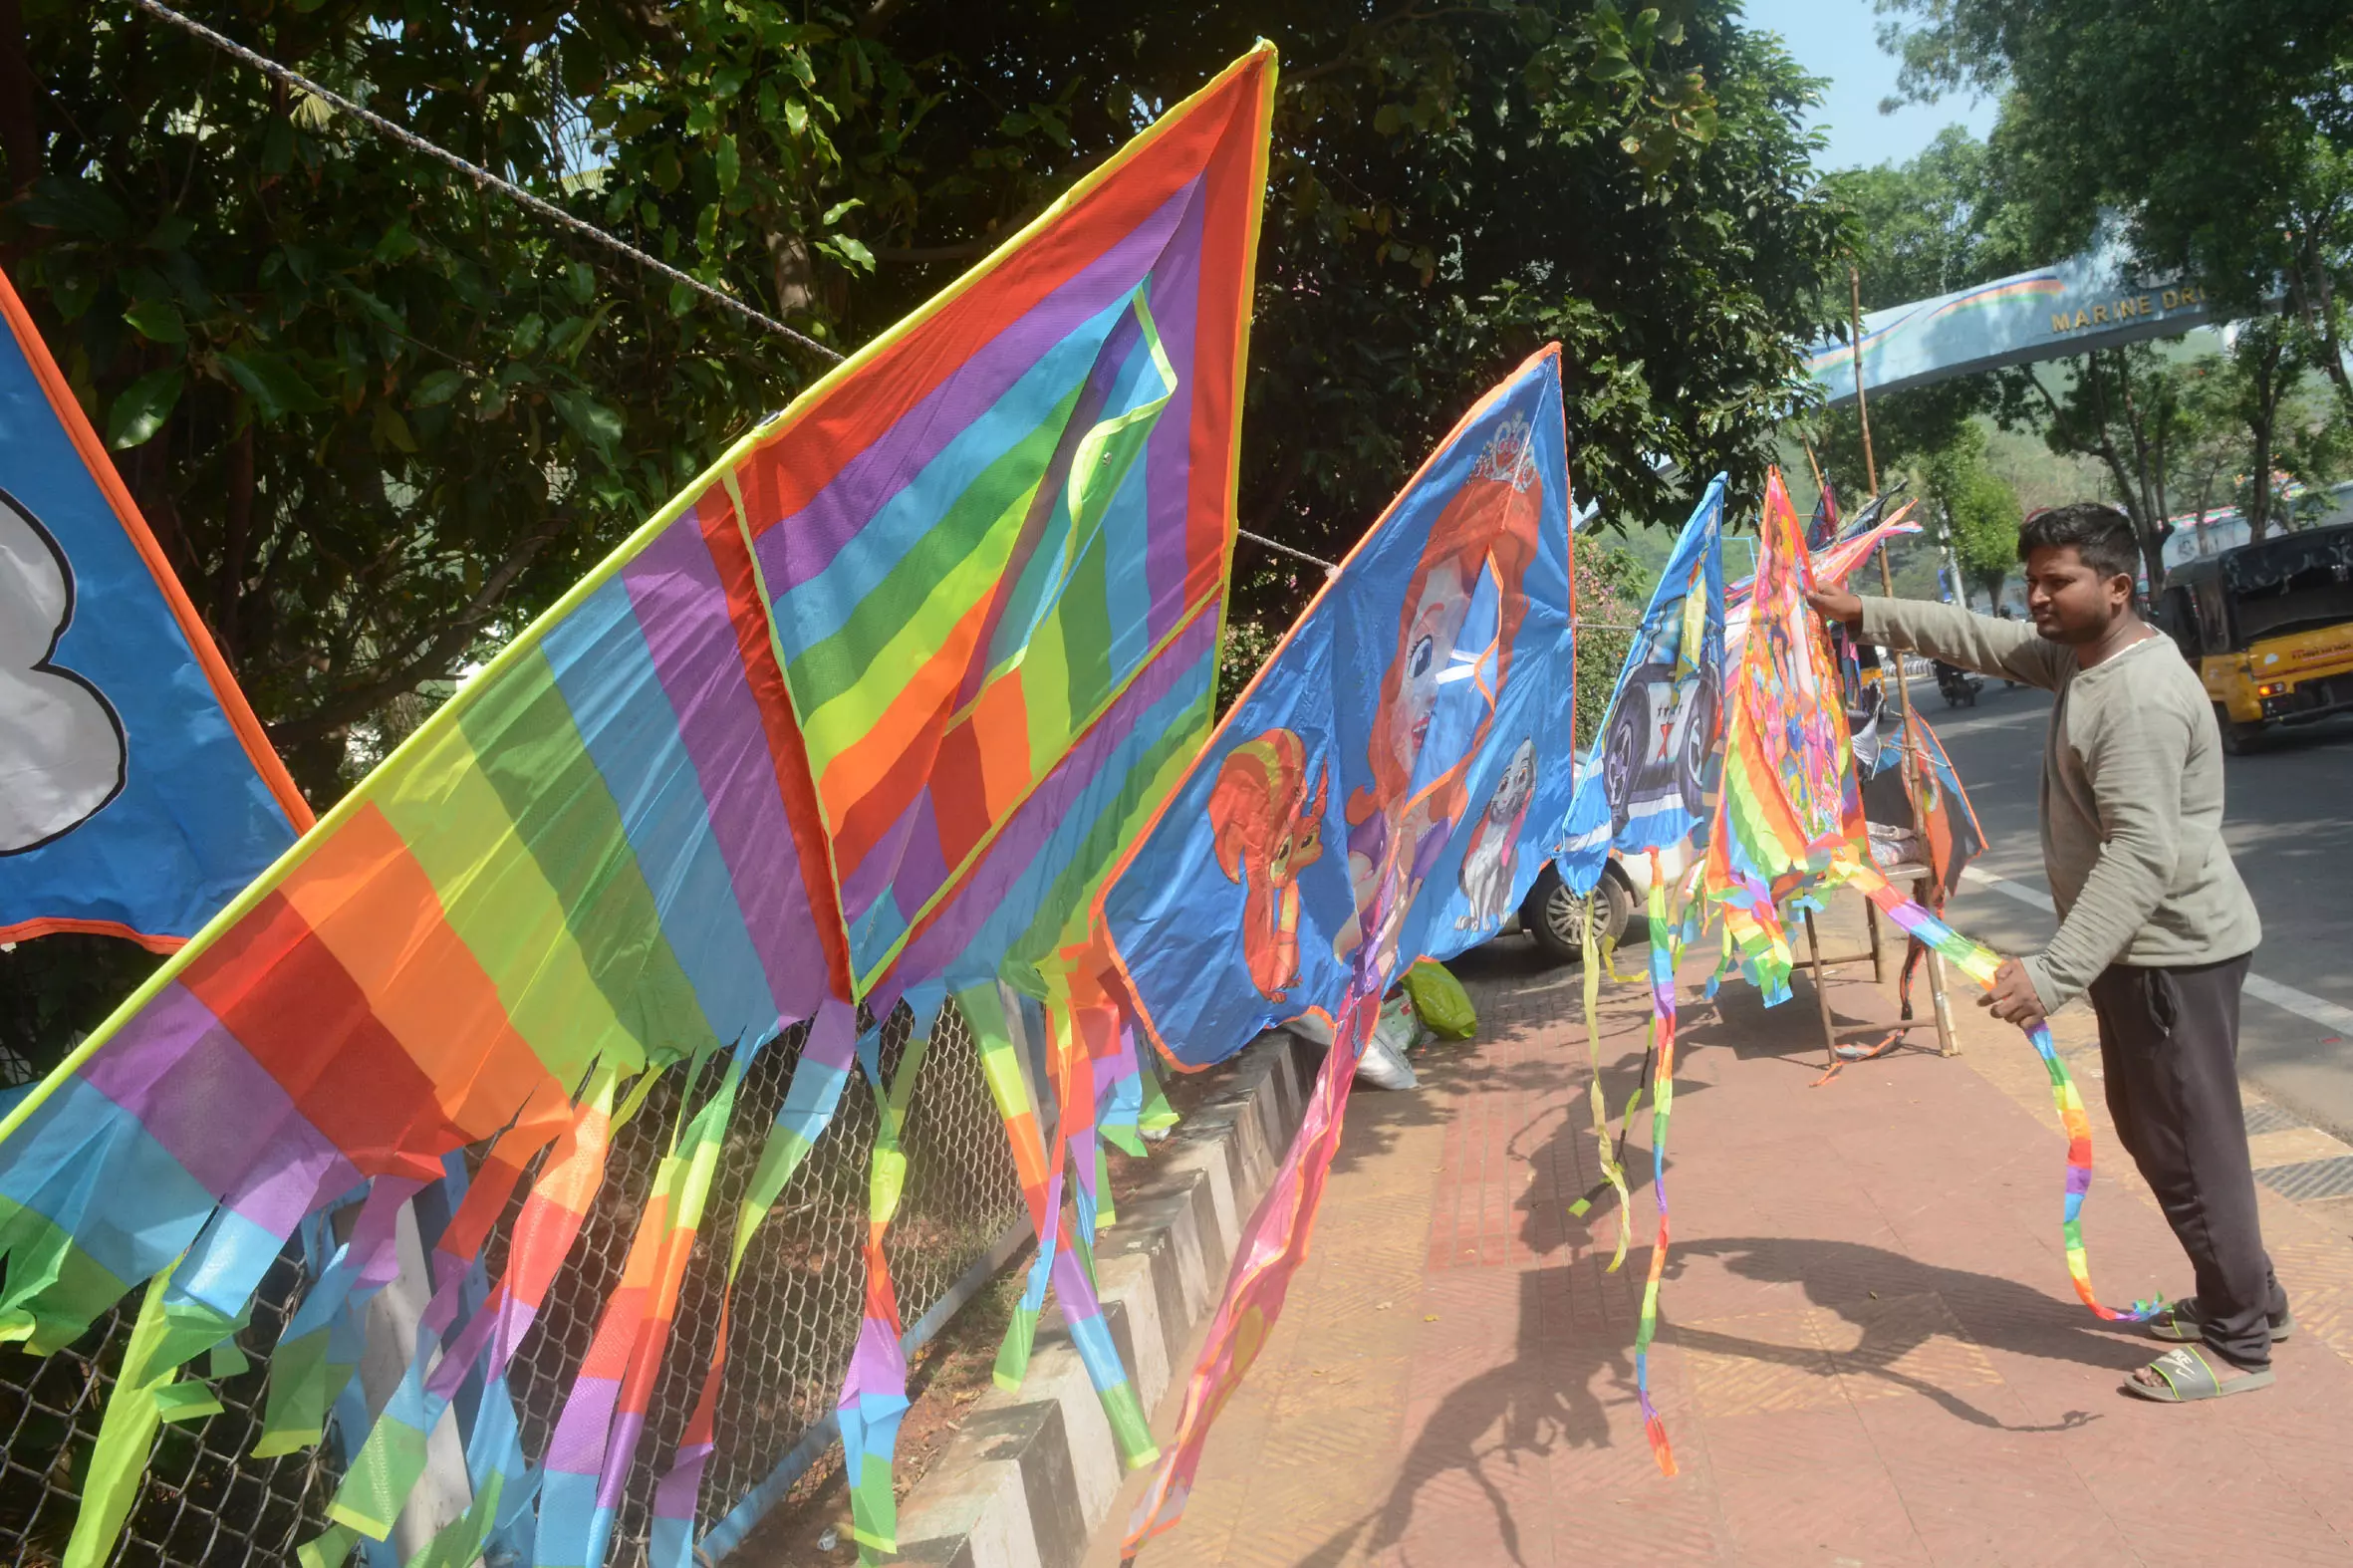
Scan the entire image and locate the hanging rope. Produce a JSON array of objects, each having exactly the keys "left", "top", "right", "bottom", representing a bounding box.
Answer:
[
  {"left": 128, "top": 0, "right": 1627, "bottom": 611},
  {"left": 1237, "top": 529, "right": 1338, "bottom": 573},
  {"left": 128, "top": 0, "right": 843, "bottom": 366}
]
